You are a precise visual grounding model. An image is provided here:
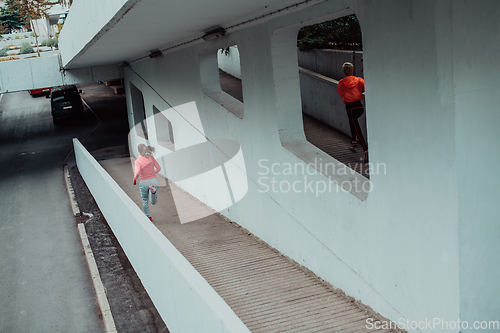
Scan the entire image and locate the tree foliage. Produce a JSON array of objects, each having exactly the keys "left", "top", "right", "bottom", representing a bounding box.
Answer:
[
  {"left": 15, "top": 0, "right": 58, "bottom": 22},
  {"left": 297, "top": 15, "right": 362, "bottom": 51},
  {"left": 0, "top": 0, "right": 26, "bottom": 33},
  {"left": 13, "top": 0, "right": 58, "bottom": 56}
]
